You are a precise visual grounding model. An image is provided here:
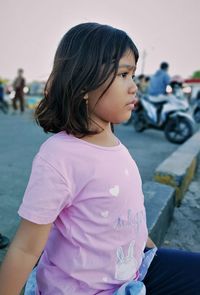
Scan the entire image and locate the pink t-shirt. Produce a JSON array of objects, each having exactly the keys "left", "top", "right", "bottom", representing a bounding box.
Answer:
[{"left": 18, "top": 132, "right": 148, "bottom": 295}]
